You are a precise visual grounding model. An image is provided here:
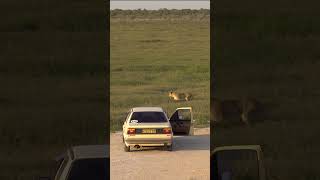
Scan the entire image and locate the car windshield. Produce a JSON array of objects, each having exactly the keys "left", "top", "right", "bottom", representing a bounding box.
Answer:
[
  {"left": 67, "top": 158, "right": 109, "bottom": 180},
  {"left": 212, "top": 150, "right": 259, "bottom": 180},
  {"left": 130, "top": 111, "right": 167, "bottom": 123}
]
